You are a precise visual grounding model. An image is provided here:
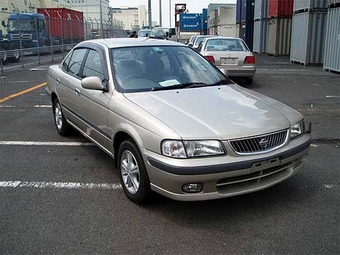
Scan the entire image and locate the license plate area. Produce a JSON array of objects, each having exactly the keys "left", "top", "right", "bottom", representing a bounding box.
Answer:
[
  {"left": 221, "top": 57, "right": 238, "bottom": 65},
  {"left": 251, "top": 157, "right": 280, "bottom": 171}
]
